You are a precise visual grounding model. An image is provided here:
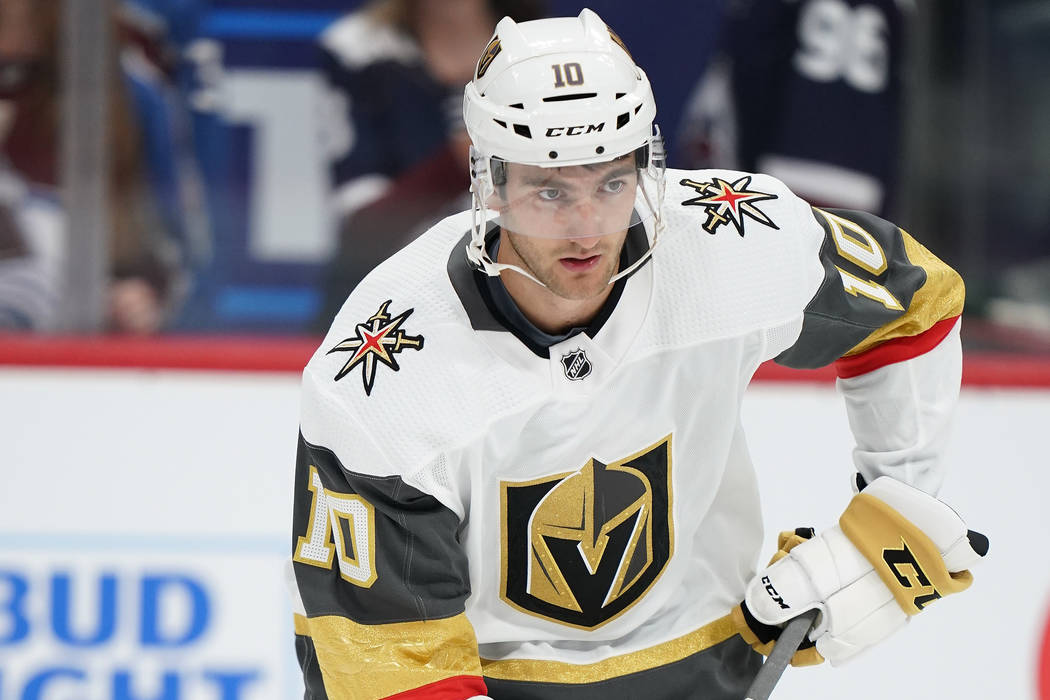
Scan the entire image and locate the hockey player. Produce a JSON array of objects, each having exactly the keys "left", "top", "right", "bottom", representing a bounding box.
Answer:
[{"left": 290, "top": 9, "right": 986, "bottom": 699}]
